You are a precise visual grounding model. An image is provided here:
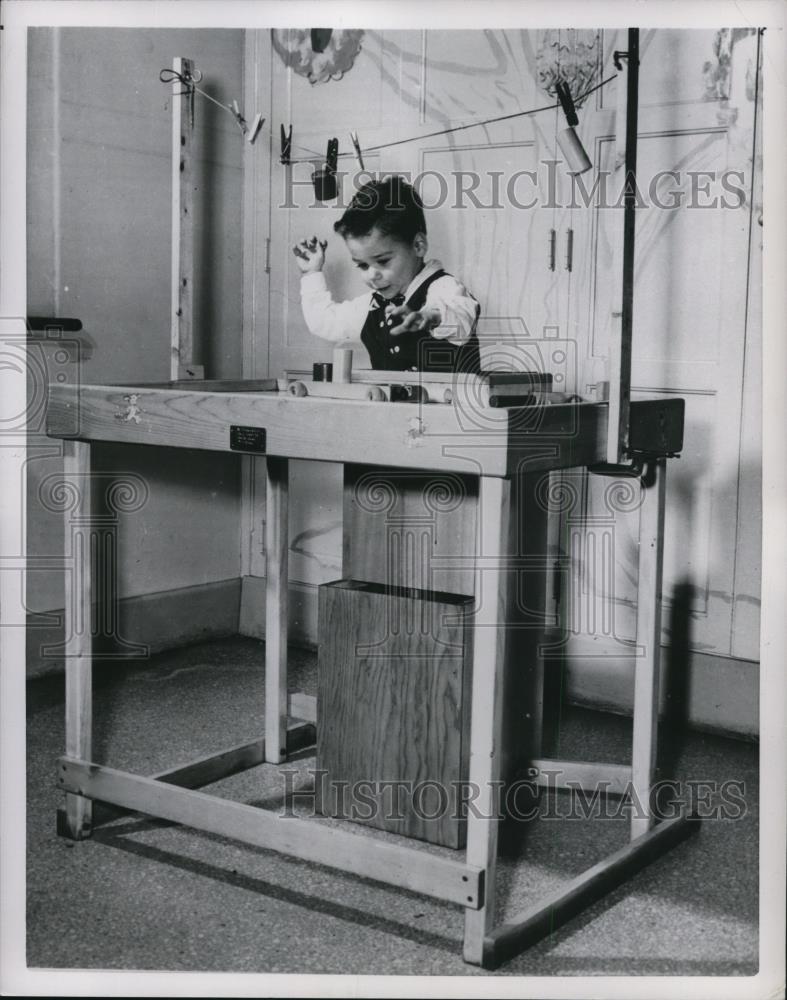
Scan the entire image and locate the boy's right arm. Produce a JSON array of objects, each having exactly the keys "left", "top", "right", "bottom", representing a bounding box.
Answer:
[
  {"left": 294, "top": 236, "right": 368, "bottom": 344},
  {"left": 300, "top": 271, "right": 369, "bottom": 344}
]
